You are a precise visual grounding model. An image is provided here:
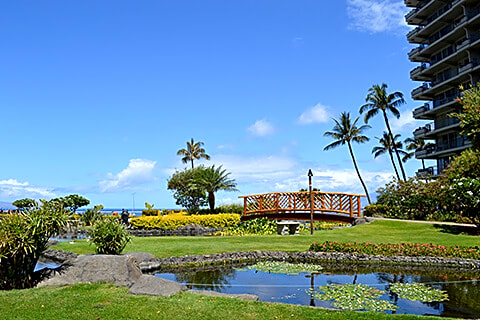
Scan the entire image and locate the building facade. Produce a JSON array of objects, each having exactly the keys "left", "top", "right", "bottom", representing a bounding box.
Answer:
[{"left": 406, "top": 0, "right": 479, "bottom": 176}]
